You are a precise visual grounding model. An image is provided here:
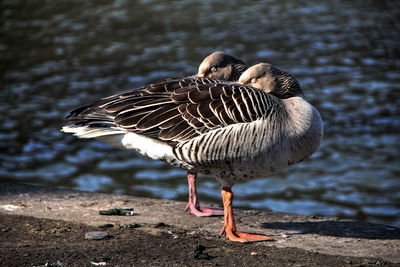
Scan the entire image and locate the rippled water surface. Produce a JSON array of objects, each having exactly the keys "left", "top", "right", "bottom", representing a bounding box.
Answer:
[{"left": 1, "top": 0, "right": 399, "bottom": 226}]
